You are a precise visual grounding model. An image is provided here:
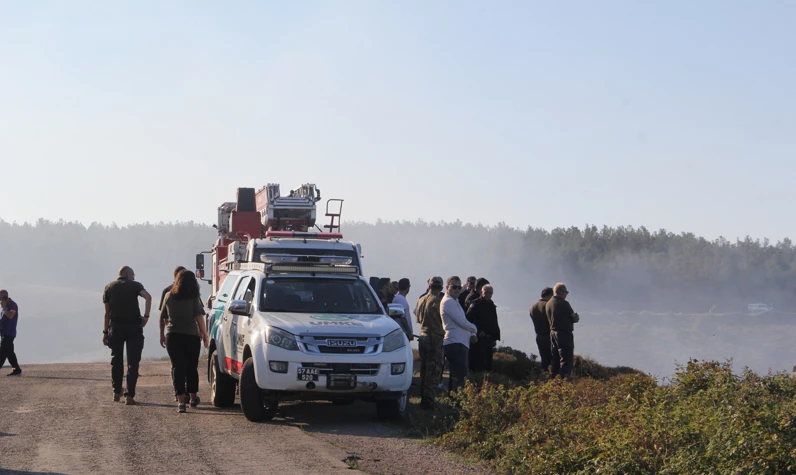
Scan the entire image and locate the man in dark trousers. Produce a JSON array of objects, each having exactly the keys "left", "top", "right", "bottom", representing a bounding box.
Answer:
[
  {"left": 465, "top": 284, "right": 501, "bottom": 372},
  {"left": 545, "top": 283, "right": 580, "bottom": 379},
  {"left": 415, "top": 276, "right": 445, "bottom": 409},
  {"left": 0, "top": 289, "right": 22, "bottom": 376},
  {"left": 530, "top": 287, "right": 554, "bottom": 375},
  {"left": 103, "top": 266, "right": 152, "bottom": 405}
]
